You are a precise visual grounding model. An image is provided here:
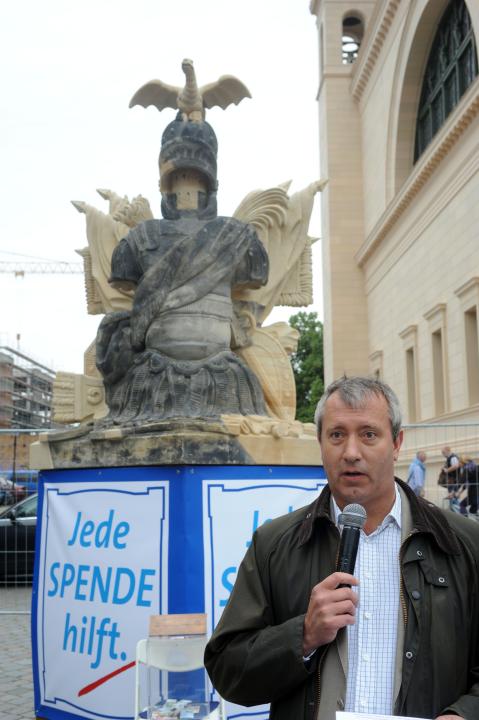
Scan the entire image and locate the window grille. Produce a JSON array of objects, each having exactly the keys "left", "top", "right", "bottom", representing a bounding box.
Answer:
[{"left": 414, "top": 0, "right": 478, "bottom": 161}]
